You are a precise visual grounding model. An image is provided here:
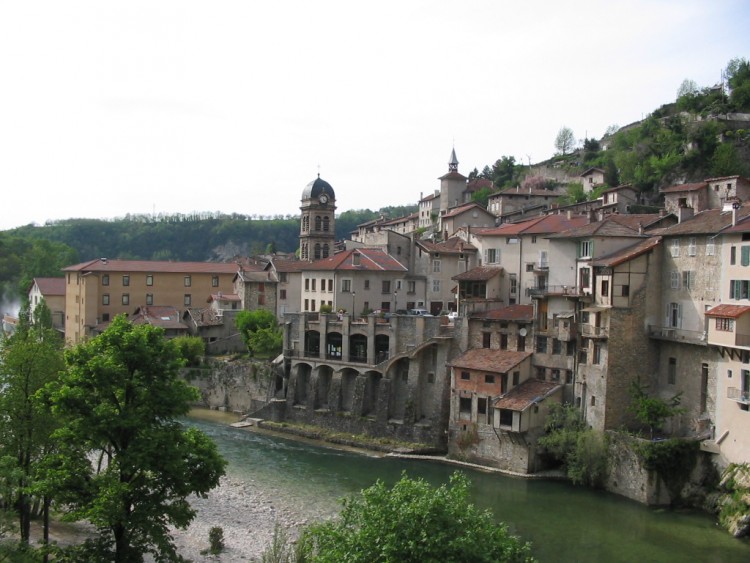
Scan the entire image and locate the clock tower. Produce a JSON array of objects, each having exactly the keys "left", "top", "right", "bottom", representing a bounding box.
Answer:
[{"left": 299, "top": 175, "right": 336, "bottom": 261}]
